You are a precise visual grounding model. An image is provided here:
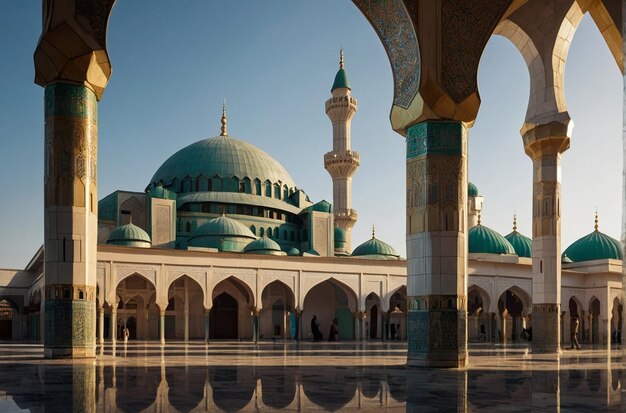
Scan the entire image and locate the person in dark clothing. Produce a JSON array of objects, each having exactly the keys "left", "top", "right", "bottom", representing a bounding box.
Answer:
[
  {"left": 329, "top": 318, "right": 339, "bottom": 341},
  {"left": 311, "top": 315, "right": 322, "bottom": 341}
]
